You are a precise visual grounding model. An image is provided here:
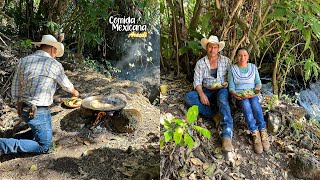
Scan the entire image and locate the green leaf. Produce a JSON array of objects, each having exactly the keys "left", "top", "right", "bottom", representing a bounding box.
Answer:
[
  {"left": 164, "top": 131, "right": 173, "bottom": 142},
  {"left": 186, "top": 105, "right": 199, "bottom": 123},
  {"left": 26, "top": 39, "right": 32, "bottom": 45},
  {"left": 193, "top": 125, "right": 211, "bottom": 139},
  {"left": 171, "top": 119, "right": 187, "bottom": 127},
  {"left": 160, "top": 139, "right": 165, "bottom": 149},
  {"left": 303, "top": 29, "right": 311, "bottom": 51},
  {"left": 179, "top": 46, "right": 189, "bottom": 56},
  {"left": 309, "top": 16, "right": 320, "bottom": 39},
  {"left": 164, "top": 119, "right": 172, "bottom": 130},
  {"left": 184, "top": 133, "right": 194, "bottom": 149},
  {"left": 174, "top": 127, "right": 184, "bottom": 144}
]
